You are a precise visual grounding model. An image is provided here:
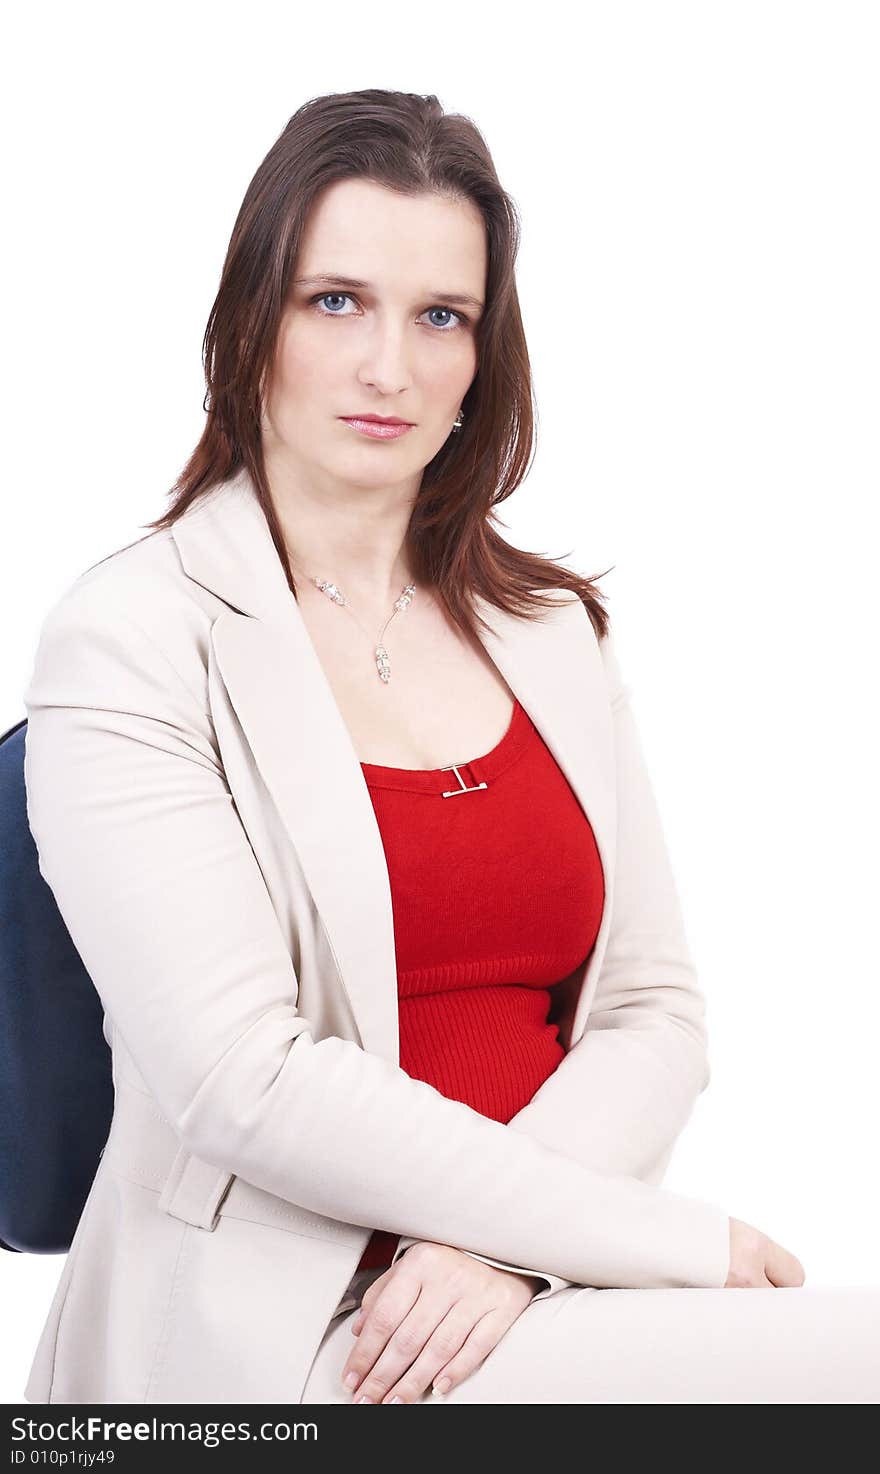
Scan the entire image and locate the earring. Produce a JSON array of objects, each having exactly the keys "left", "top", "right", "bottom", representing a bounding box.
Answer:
[{"left": 452, "top": 409, "right": 464, "bottom": 433}]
